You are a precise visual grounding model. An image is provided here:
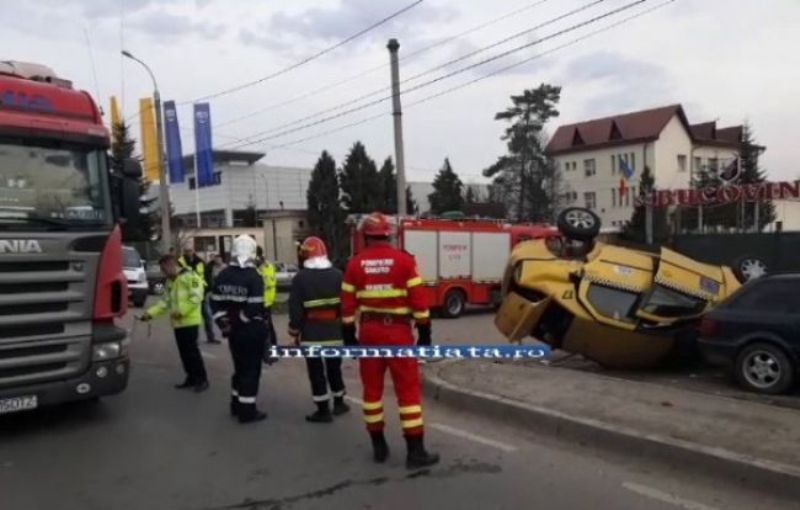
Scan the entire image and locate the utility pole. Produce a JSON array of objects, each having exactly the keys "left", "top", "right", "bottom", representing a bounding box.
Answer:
[{"left": 387, "top": 38, "right": 407, "bottom": 216}]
